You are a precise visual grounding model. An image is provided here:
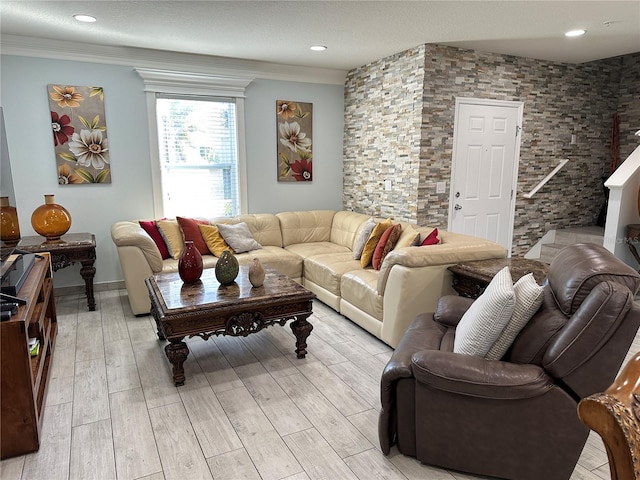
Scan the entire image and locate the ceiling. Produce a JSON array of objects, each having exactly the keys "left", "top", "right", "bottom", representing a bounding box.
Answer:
[{"left": 1, "top": 1, "right": 639, "bottom": 72}]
